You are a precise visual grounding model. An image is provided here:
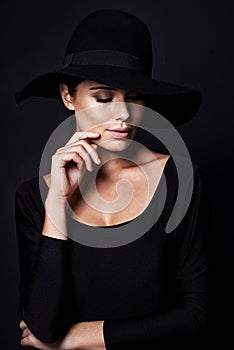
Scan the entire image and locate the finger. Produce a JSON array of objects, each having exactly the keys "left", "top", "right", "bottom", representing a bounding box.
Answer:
[
  {"left": 60, "top": 140, "right": 101, "bottom": 165},
  {"left": 78, "top": 131, "right": 101, "bottom": 141},
  {"left": 66, "top": 131, "right": 100, "bottom": 146},
  {"left": 21, "top": 334, "right": 33, "bottom": 347},
  {"left": 71, "top": 145, "right": 94, "bottom": 171},
  {"left": 58, "top": 145, "right": 94, "bottom": 171},
  {"left": 80, "top": 141, "right": 101, "bottom": 164},
  {"left": 55, "top": 152, "right": 82, "bottom": 170},
  {"left": 21, "top": 328, "right": 29, "bottom": 339},
  {"left": 58, "top": 149, "right": 93, "bottom": 172},
  {"left": 21, "top": 336, "right": 28, "bottom": 347},
  {"left": 21, "top": 334, "right": 41, "bottom": 348},
  {"left": 20, "top": 336, "right": 37, "bottom": 348},
  {"left": 19, "top": 320, "right": 27, "bottom": 330}
]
